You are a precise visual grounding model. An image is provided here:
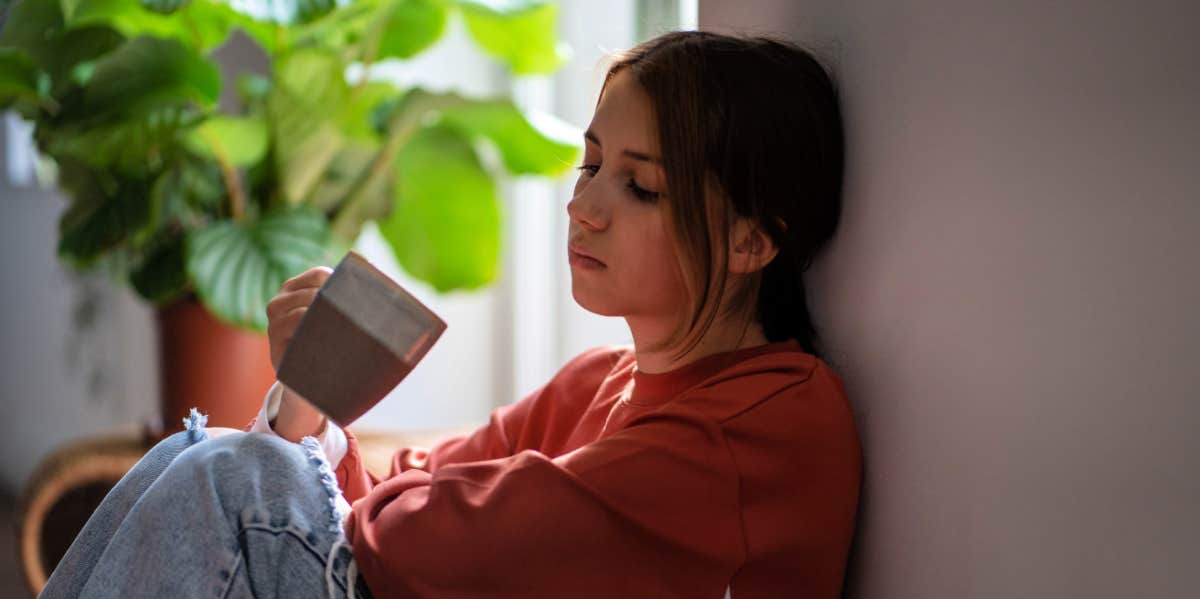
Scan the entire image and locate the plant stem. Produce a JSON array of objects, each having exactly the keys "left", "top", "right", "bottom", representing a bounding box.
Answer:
[
  {"left": 353, "top": 17, "right": 385, "bottom": 96},
  {"left": 183, "top": 12, "right": 203, "bottom": 50},
  {"left": 200, "top": 130, "right": 246, "bottom": 220},
  {"left": 329, "top": 91, "right": 466, "bottom": 236},
  {"left": 329, "top": 99, "right": 422, "bottom": 235}
]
